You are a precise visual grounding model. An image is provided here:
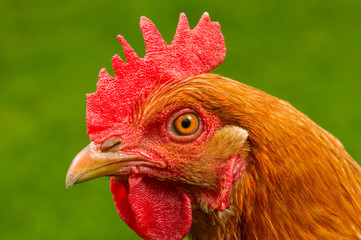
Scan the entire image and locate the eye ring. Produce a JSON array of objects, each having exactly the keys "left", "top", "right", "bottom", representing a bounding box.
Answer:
[{"left": 166, "top": 108, "right": 203, "bottom": 143}]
